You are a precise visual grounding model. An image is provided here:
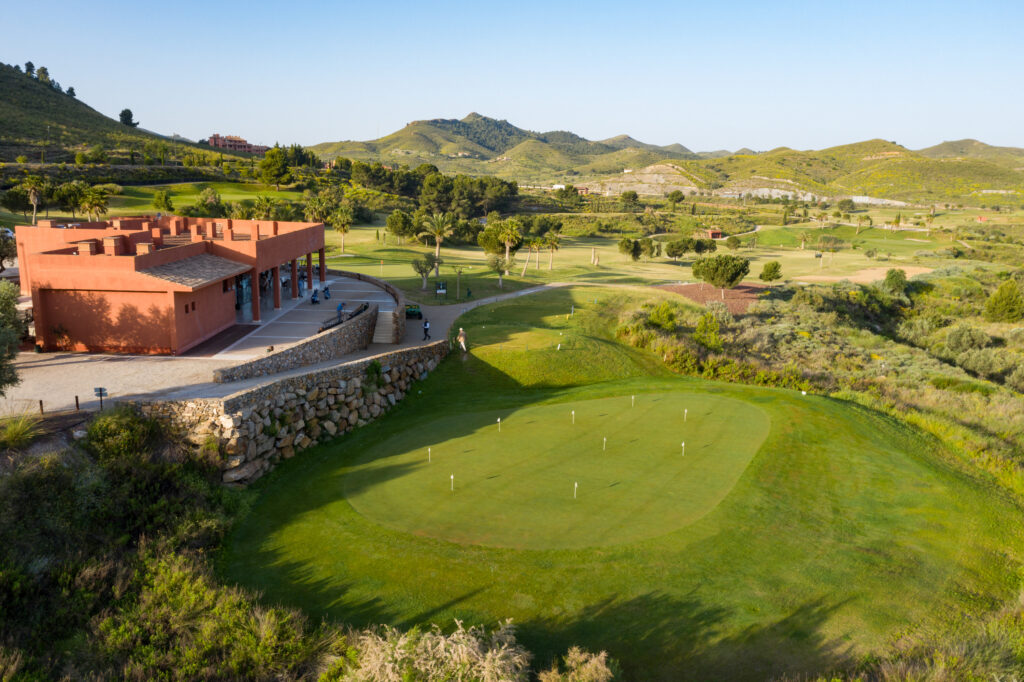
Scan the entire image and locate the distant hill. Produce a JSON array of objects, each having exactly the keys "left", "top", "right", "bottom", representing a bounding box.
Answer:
[
  {"left": 310, "top": 113, "right": 696, "bottom": 183},
  {"left": 0, "top": 62, "right": 244, "bottom": 164},
  {"left": 917, "top": 139, "right": 1024, "bottom": 169},
  {"left": 590, "top": 139, "right": 1024, "bottom": 204},
  {"left": 313, "top": 113, "right": 1024, "bottom": 203}
]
